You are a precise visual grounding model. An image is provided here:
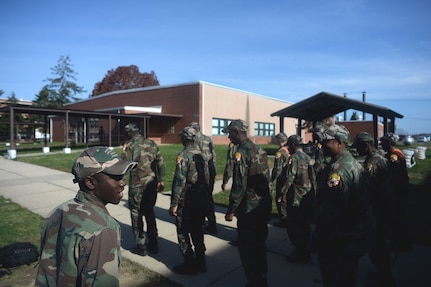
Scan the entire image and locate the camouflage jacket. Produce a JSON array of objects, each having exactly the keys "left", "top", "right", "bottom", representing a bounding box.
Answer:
[
  {"left": 222, "top": 142, "right": 237, "bottom": 185},
  {"left": 171, "top": 146, "right": 210, "bottom": 208},
  {"left": 228, "top": 138, "right": 271, "bottom": 216},
  {"left": 196, "top": 132, "right": 216, "bottom": 163},
  {"left": 363, "top": 151, "right": 391, "bottom": 208},
  {"left": 122, "top": 134, "right": 165, "bottom": 188},
  {"left": 385, "top": 148, "right": 409, "bottom": 199},
  {"left": 315, "top": 149, "right": 375, "bottom": 247},
  {"left": 36, "top": 190, "right": 121, "bottom": 287},
  {"left": 282, "top": 148, "right": 314, "bottom": 206},
  {"left": 271, "top": 145, "right": 290, "bottom": 182}
]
